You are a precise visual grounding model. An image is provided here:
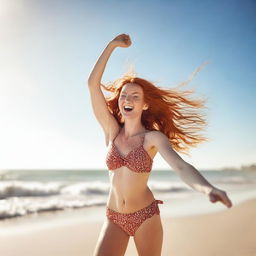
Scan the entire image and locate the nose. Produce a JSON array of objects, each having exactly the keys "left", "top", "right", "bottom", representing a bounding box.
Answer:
[{"left": 124, "top": 95, "right": 132, "bottom": 102}]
